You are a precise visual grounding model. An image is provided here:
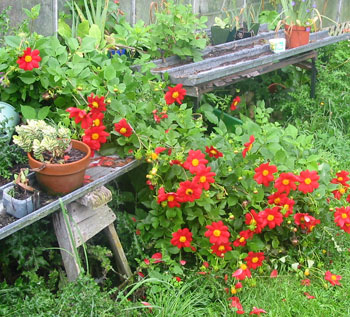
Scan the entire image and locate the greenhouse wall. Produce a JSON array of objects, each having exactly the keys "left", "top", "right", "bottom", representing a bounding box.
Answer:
[{"left": 0, "top": 0, "right": 348, "bottom": 36}]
